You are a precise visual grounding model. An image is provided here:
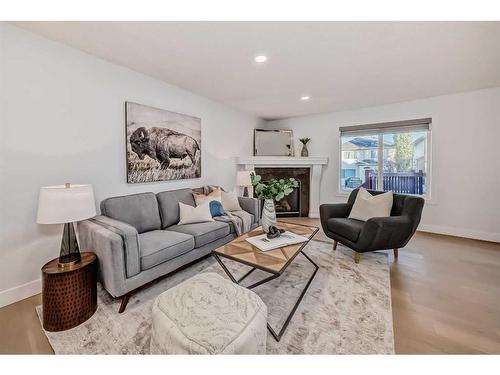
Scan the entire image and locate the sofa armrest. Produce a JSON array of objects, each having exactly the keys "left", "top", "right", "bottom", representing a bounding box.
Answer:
[
  {"left": 357, "top": 216, "right": 413, "bottom": 250},
  {"left": 238, "top": 196, "right": 260, "bottom": 224},
  {"left": 79, "top": 215, "right": 141, "bottom": 279}
]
